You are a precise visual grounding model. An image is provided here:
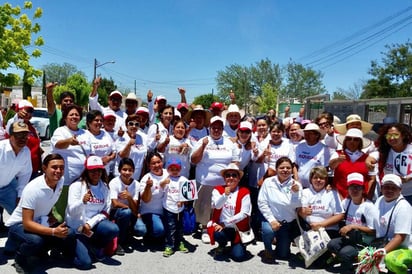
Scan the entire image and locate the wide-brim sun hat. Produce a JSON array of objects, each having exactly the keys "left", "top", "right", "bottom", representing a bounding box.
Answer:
[
  {"left": 183, "top": 105, "right": 212, "bottom": 126},
  {"left": 300, "top": 123, "right": 326, "bottom": 139},
  {"left": 222, "top": 104, "right": 245, "bottom": 120},
  {"left": 336, "top": 128, "right": 371, "bottom": 149},
  {"left": 334, "top": 114, "right": 372, "bottom": 135},
  {"left": 220, "top": 163, "right": 244, "bottom": 179}
]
